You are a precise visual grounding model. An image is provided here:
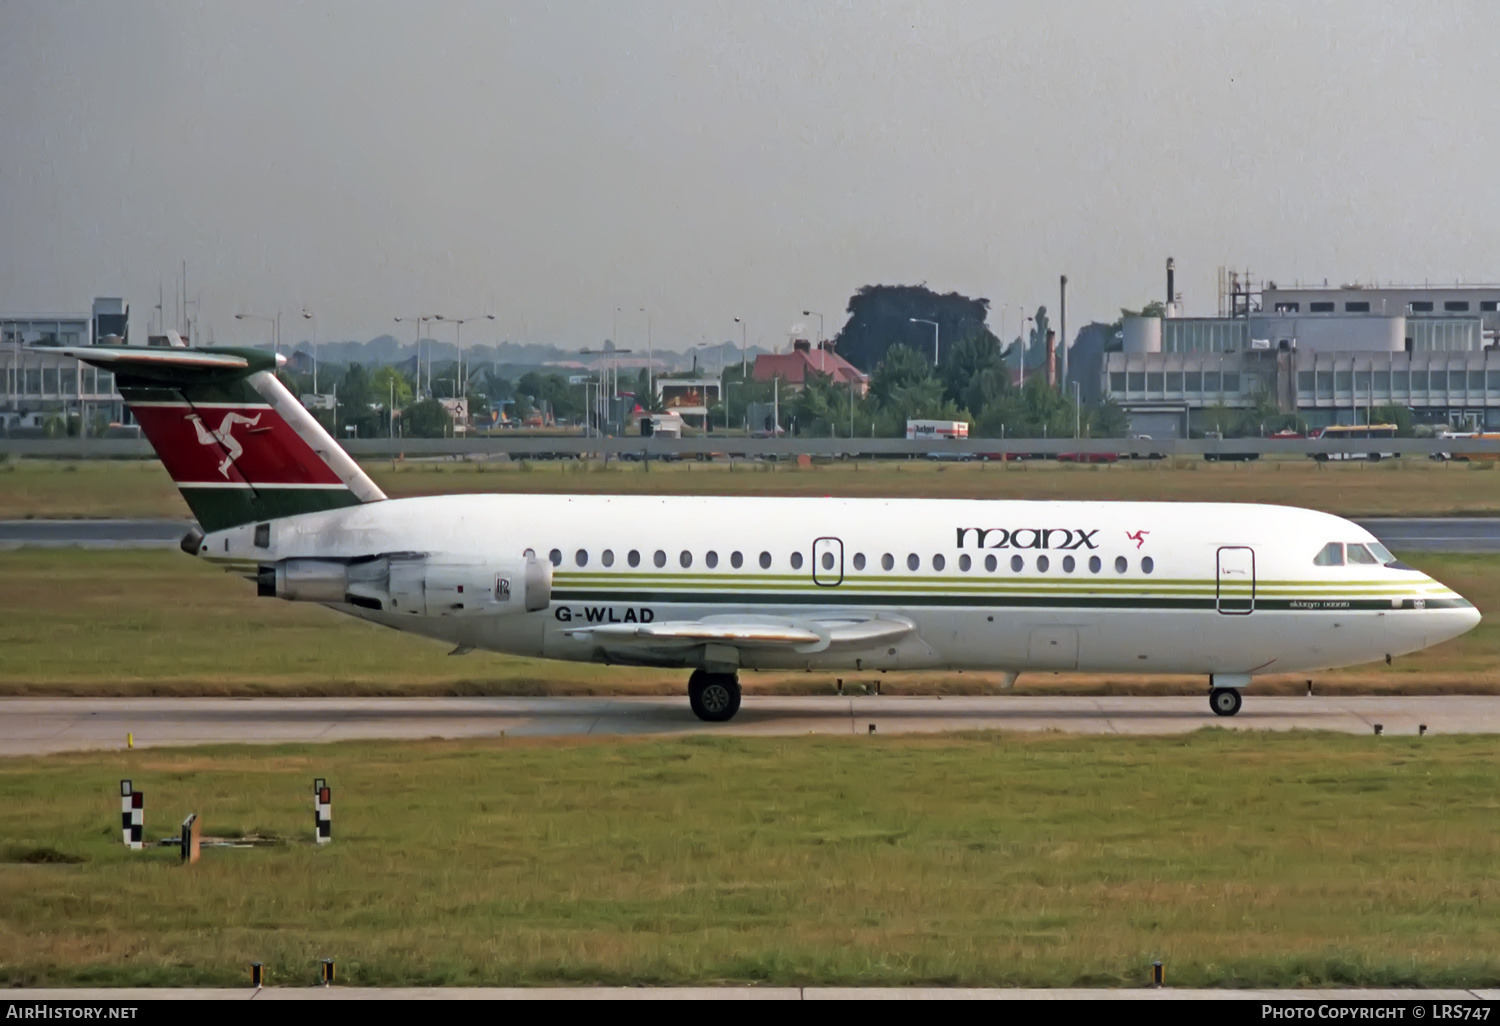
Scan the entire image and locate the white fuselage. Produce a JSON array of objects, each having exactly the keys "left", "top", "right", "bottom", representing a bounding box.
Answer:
[{"left": 201, "top": 494, "right": 1479, "bottom": 679}]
